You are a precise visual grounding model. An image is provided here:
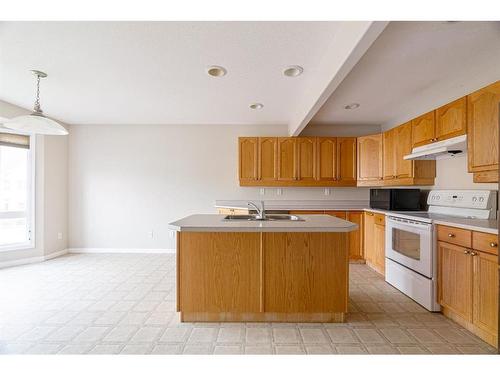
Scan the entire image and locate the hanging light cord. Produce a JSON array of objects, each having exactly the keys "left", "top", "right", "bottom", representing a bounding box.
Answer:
[{"left": 33, "top": 74, "right": 42, "bottom": 114}]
